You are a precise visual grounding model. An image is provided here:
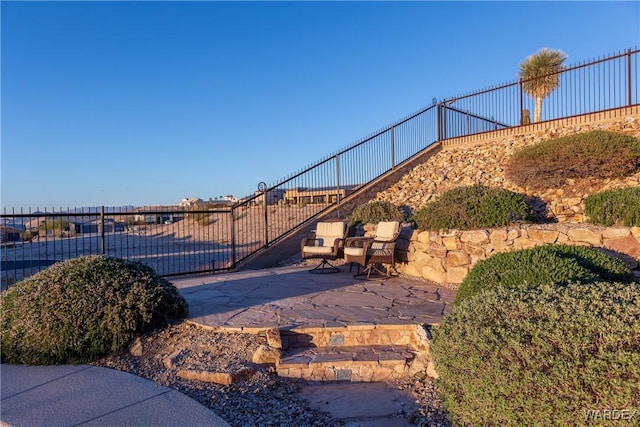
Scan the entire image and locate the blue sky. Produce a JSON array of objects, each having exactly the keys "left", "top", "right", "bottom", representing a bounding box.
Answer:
[{"left": 2, "top": 1, "right": 639, "bottom": 209}]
